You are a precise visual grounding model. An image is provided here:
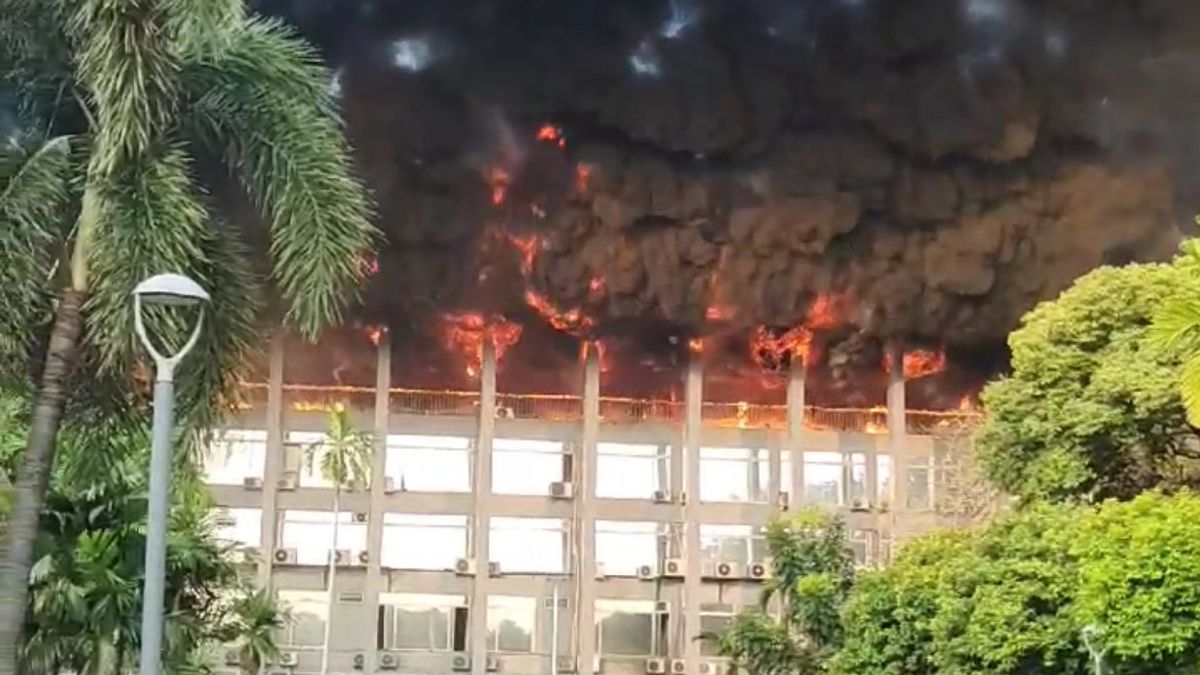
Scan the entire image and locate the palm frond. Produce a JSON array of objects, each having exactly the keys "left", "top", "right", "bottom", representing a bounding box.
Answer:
[
  {"left": 1149, "top": 296, "right": 1200, "bottom": 355},
  {"left": 1180, "top": 356, "right": 1200, "bottom": 428},
  {"left": 162, "top": 0, "right": 244, "bottom": 55},
  {"left": 70, "top": 0, "right": 181, "bottom": 174},
  {"left": 180, "top": 17, "right": 376, "bottom": 339}
]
